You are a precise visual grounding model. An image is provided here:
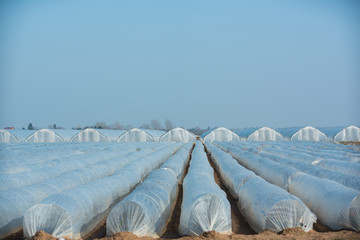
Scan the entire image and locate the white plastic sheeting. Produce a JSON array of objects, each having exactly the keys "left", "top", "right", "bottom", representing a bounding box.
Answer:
[
  {"left": 205, "top": 143, "right": 315, "bottom": 233},
  {"left": 239, "top": 177, "right": 316, "bottom": 233},
  {"left": 215, "top": 142, "right": 299, "bottom": 191},
  {"left": 313, "top": 159, "right": 360, "bottom": 177},
  {"left": 160, "top": 128, "right": 196, "bottom": 142},
  {"left": 247, "top": 127, "right": 284, "bottom": 141},
  {"left": 106, "top": 143, "right": 193, "bottom": 237},
  {"left": 97, "top": 129, "right": 126, "bottom": 142},
  {"left": 0, "top": 143, "right": 148, "bottom": 191},
  {"left": 0, "top": 129, "right": 19, "bottom": 143},
  {"left": 258, "top": 141, "right": 360, "bottom": 163},
  {"left": 334, "top": 126, "right": 360, "bottom": 142},
  {"left": 289, "top": 174, "right": 360, "bottom": 231},
  {"left": 0, "top": 143, "right": 169, "bottom": 238},
  {"left": 217, "top": 142, "right": 360, "bottom": 231},
  {"left": 23, "top": 143, "right": 183, "bottom": 239},
  {"left": 25, "top": 129, "right": 64, "bottom": 143},
  {"left": 117, "top": 128, "right": 154, "bottom": 142},
  {"left": 252, "top": 147, "right": 360, "bottom": 191},
  {"left": 202, "top": 127, "right": 240, "bottom": 142},
  {"left": 160, "top": 142, "right": 194, "bottom": 182},
  {"left": 290, "top": 126, "right": 327, "bottom": 141},
  {"left": 70, "top": 128, "right": 110, "bottom": 142},
  {"left": 276, "top": 126, "right": 327, "bottom": 141},
  {"left": 179, "top": 142, "right": 231, "bottom": 236}
]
